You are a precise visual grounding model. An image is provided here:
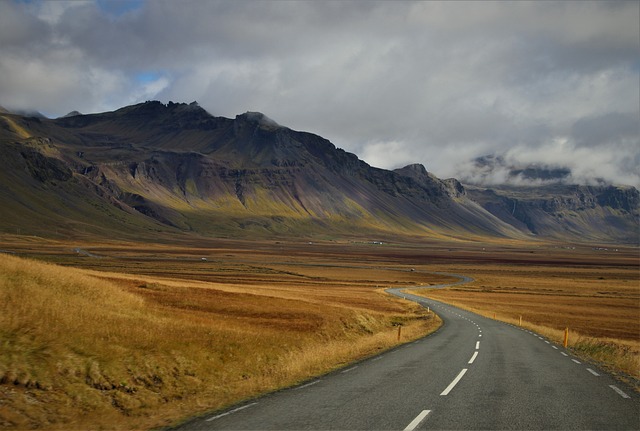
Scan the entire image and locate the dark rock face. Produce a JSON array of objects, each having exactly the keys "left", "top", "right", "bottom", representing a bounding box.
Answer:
[
  {"left": 466, "top": 184, "right": 639, "bottom": 243},
  {"left": 18, "top": 146, "right": 73, "bottom": 183}
]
